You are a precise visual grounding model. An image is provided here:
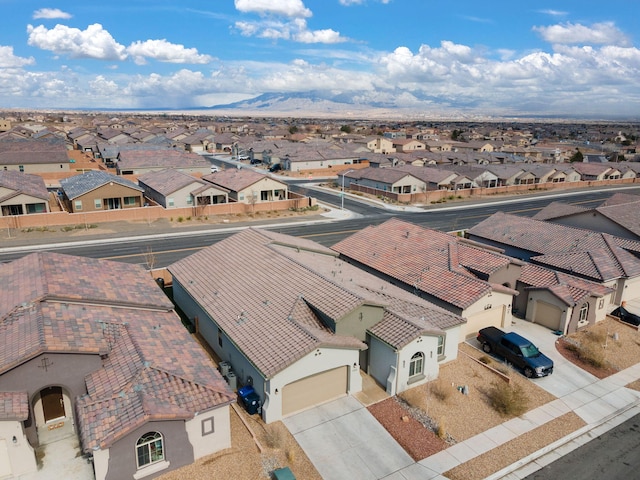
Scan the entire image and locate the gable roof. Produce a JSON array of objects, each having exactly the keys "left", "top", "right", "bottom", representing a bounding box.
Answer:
[
  {"left": 0, "top": 170, "right": 49, "bottom": 201},
  {"left": 137, "top": 168, "right": 212, "bottom": 196},
  {"left": 169, "top": 228, "right": 464, "bottom": 376},
  {"left": 202, "top": 168, "right": 283, "bottom": 192},
  {"left": 532, "top": 201, "right": 590, "bottom": 221},
  {"left": 59, "top": 170, "right": 143, "bottom": 199},
  {"left": 332, "top": 218, "right": 516, "bottom": 309},
  {"left": 117, "top": 149, "right": 210, "bottom": 169},
  {"left": 468, "top": 212, "right": 640, "bottom": 281}
]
